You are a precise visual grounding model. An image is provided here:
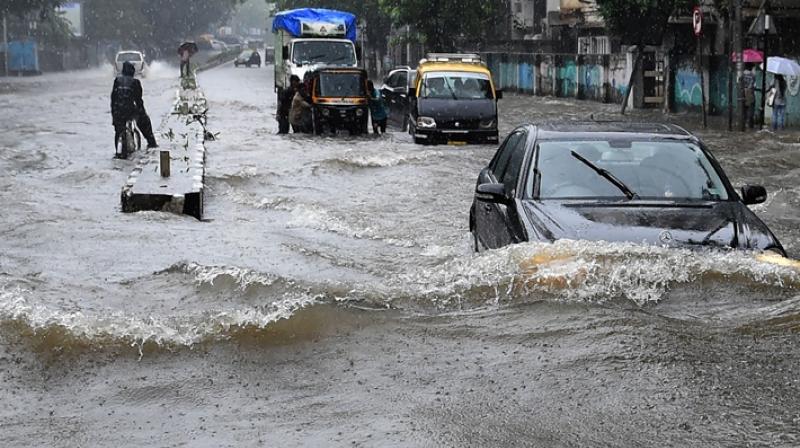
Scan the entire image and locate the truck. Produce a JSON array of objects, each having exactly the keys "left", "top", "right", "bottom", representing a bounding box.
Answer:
[{"left": 271, "top": 8, "right": 359, "bottom": 109}]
